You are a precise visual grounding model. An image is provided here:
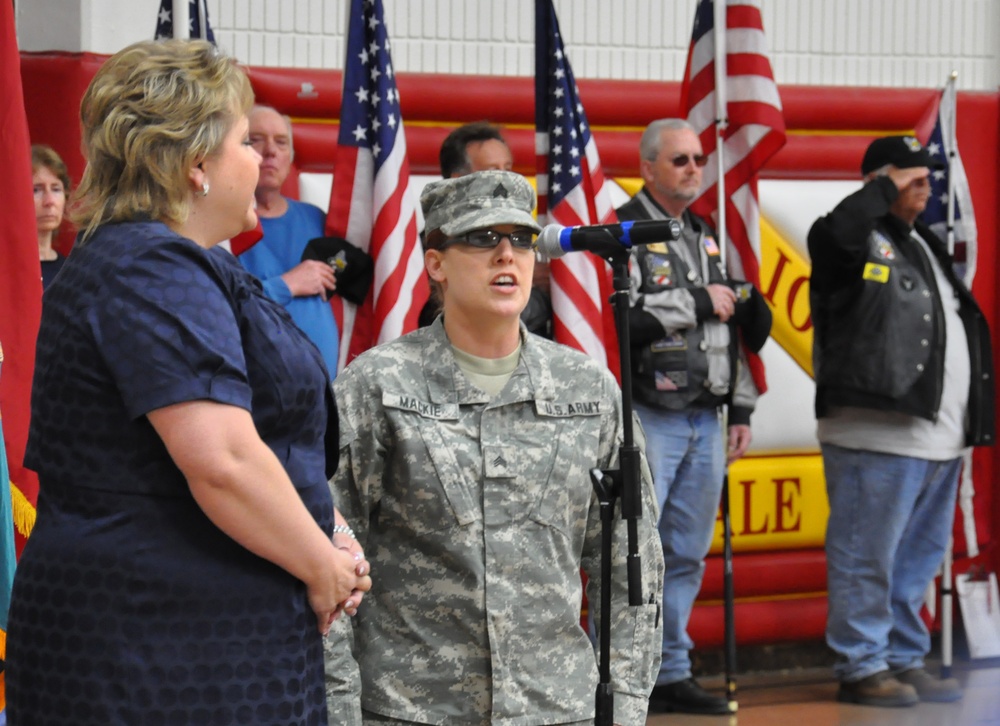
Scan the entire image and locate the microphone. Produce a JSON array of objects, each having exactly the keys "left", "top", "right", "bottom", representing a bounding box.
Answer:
[{"left": 537, "top": 219, "right": 683, "bottom": 259}]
